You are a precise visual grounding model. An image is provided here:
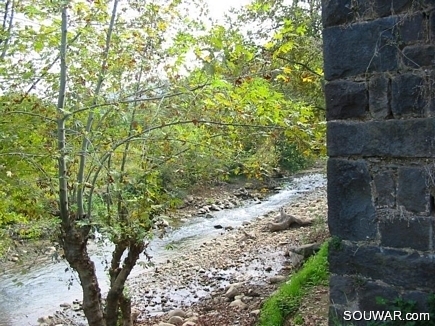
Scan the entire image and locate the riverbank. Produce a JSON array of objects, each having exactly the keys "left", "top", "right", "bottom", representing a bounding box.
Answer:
[
  {"left": 131, "top": 177, "right": 328, "bottom": 326},
  {"left": 1, "top": 167, "right": 328, "bottom": 326}
]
